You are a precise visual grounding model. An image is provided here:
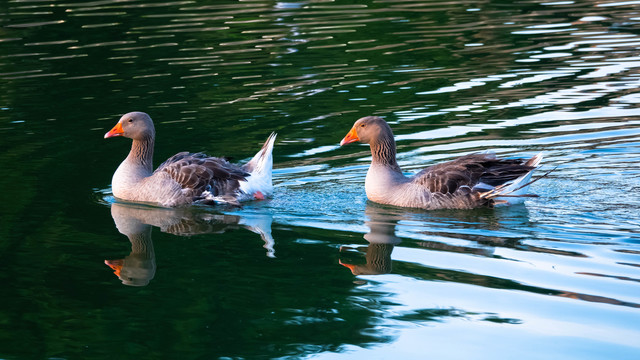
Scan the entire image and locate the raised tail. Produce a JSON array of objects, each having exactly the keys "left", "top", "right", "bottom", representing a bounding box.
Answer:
[
  {"left": 481, "top": 153, "right": 544, "bottom": 206},
  {"left": 239, "top": 133, "right": 277, "bottom": 200}
]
